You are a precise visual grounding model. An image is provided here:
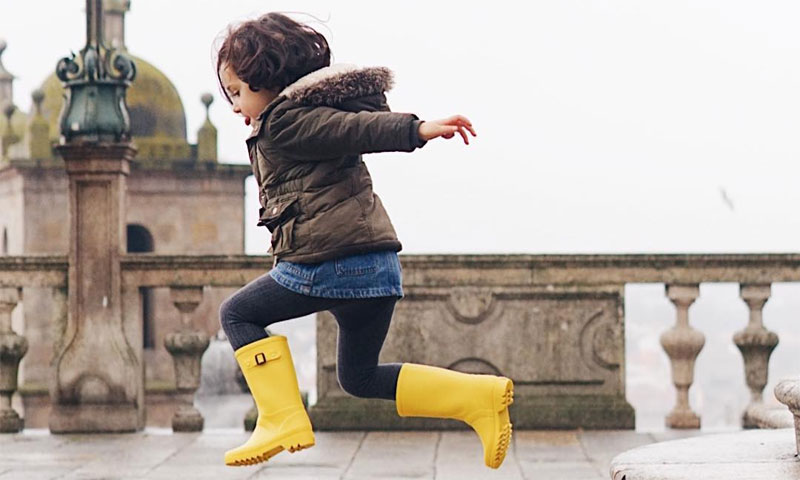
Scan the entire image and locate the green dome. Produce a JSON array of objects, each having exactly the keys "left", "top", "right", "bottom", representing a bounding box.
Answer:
[{"left": 39, "top": 55, "right": 190, "bottom": 161}]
